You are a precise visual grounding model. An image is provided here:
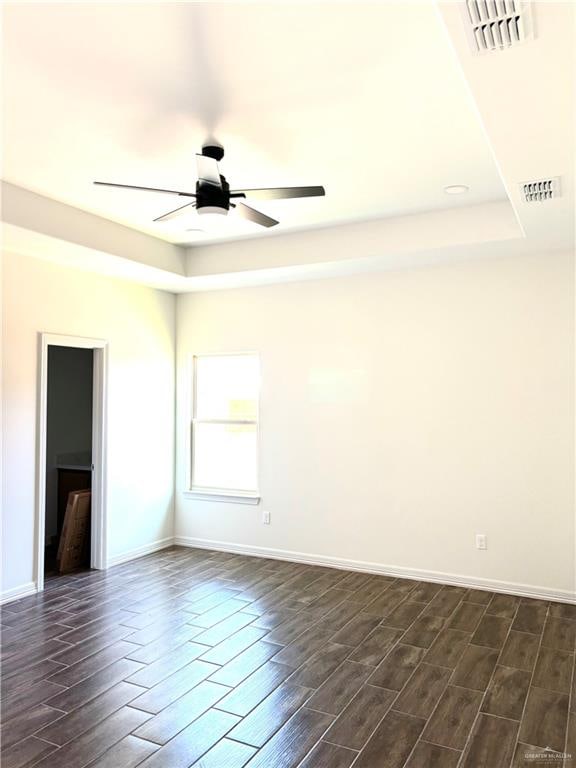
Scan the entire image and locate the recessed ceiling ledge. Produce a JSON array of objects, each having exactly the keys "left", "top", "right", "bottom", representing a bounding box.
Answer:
[
  {"left": 183, "top": 200, "right": 523, "bottom": 278},
  {"left": 1, "top": 182, "right": 186, "bottom": 276}
]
